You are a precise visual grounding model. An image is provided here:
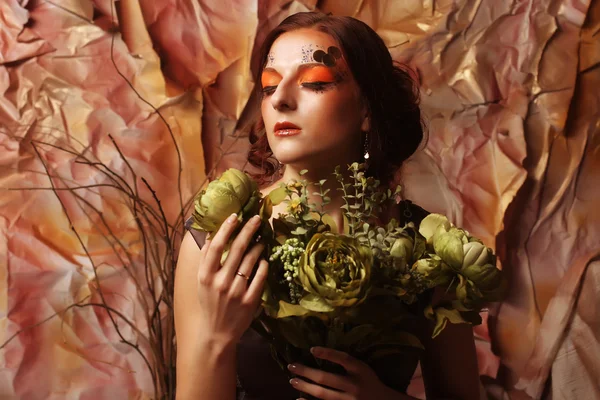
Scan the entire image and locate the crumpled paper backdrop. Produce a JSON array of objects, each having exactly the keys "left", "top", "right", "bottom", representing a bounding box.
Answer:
[{"left": 1, "top": 0, "right": 598, "bottom": 399}]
